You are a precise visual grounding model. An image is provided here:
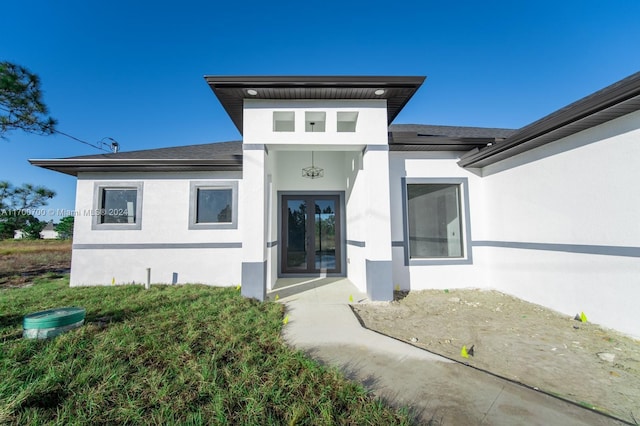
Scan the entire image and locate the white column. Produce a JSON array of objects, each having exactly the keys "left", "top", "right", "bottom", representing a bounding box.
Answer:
[
  {"left": 240, "top": 144, "right": 267, "bottom": 300},
  {"left": 363, "top": 146, "right": 393, "bottom": 301}
]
